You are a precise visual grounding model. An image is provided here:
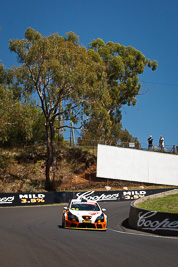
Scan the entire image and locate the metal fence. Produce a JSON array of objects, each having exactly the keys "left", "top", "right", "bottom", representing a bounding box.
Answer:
[{"left": 65, "top": 137, "right": 178, "bottom": 155}]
